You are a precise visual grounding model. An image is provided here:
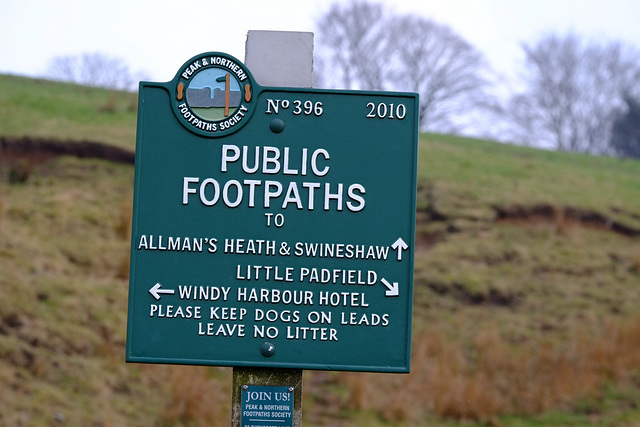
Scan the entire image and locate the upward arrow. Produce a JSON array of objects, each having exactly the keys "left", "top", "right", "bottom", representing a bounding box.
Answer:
[{"left": 391, "top": 237, "right": 409, "bottom": 261}]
